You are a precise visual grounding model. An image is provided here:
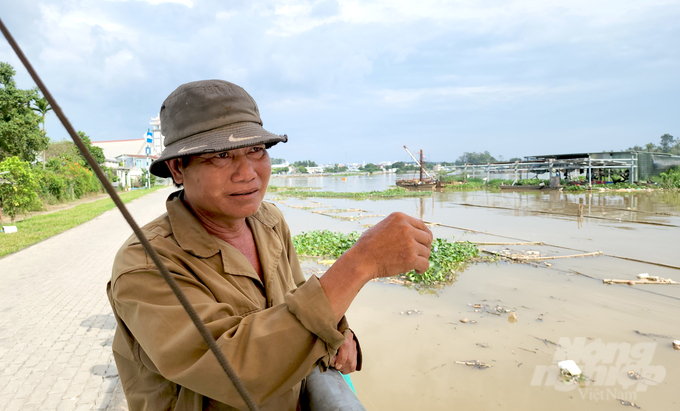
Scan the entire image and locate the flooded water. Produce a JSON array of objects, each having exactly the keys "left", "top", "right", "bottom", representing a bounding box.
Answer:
[{"left": 266, "top": 176, "right": 680, "bottom": 411}]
